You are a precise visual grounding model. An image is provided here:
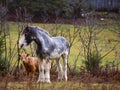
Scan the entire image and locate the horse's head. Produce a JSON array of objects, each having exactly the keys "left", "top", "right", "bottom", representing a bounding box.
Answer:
[{"left": 19, "top": 26, "right": 36, "bottom": 49}]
